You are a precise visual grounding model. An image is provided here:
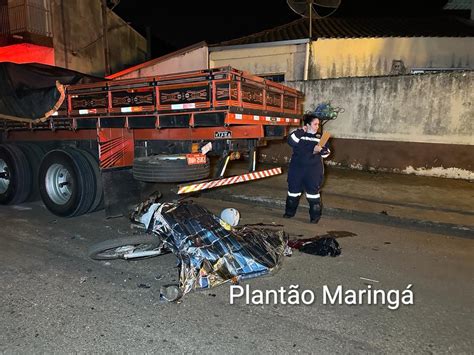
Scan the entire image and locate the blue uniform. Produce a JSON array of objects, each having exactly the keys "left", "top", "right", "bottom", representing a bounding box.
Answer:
[
  {"left": 284, "top": 128, "right": 330, "bottom": 222},
  {"left": 287, "top": 128, "right": 330, "bottom": 196}
]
